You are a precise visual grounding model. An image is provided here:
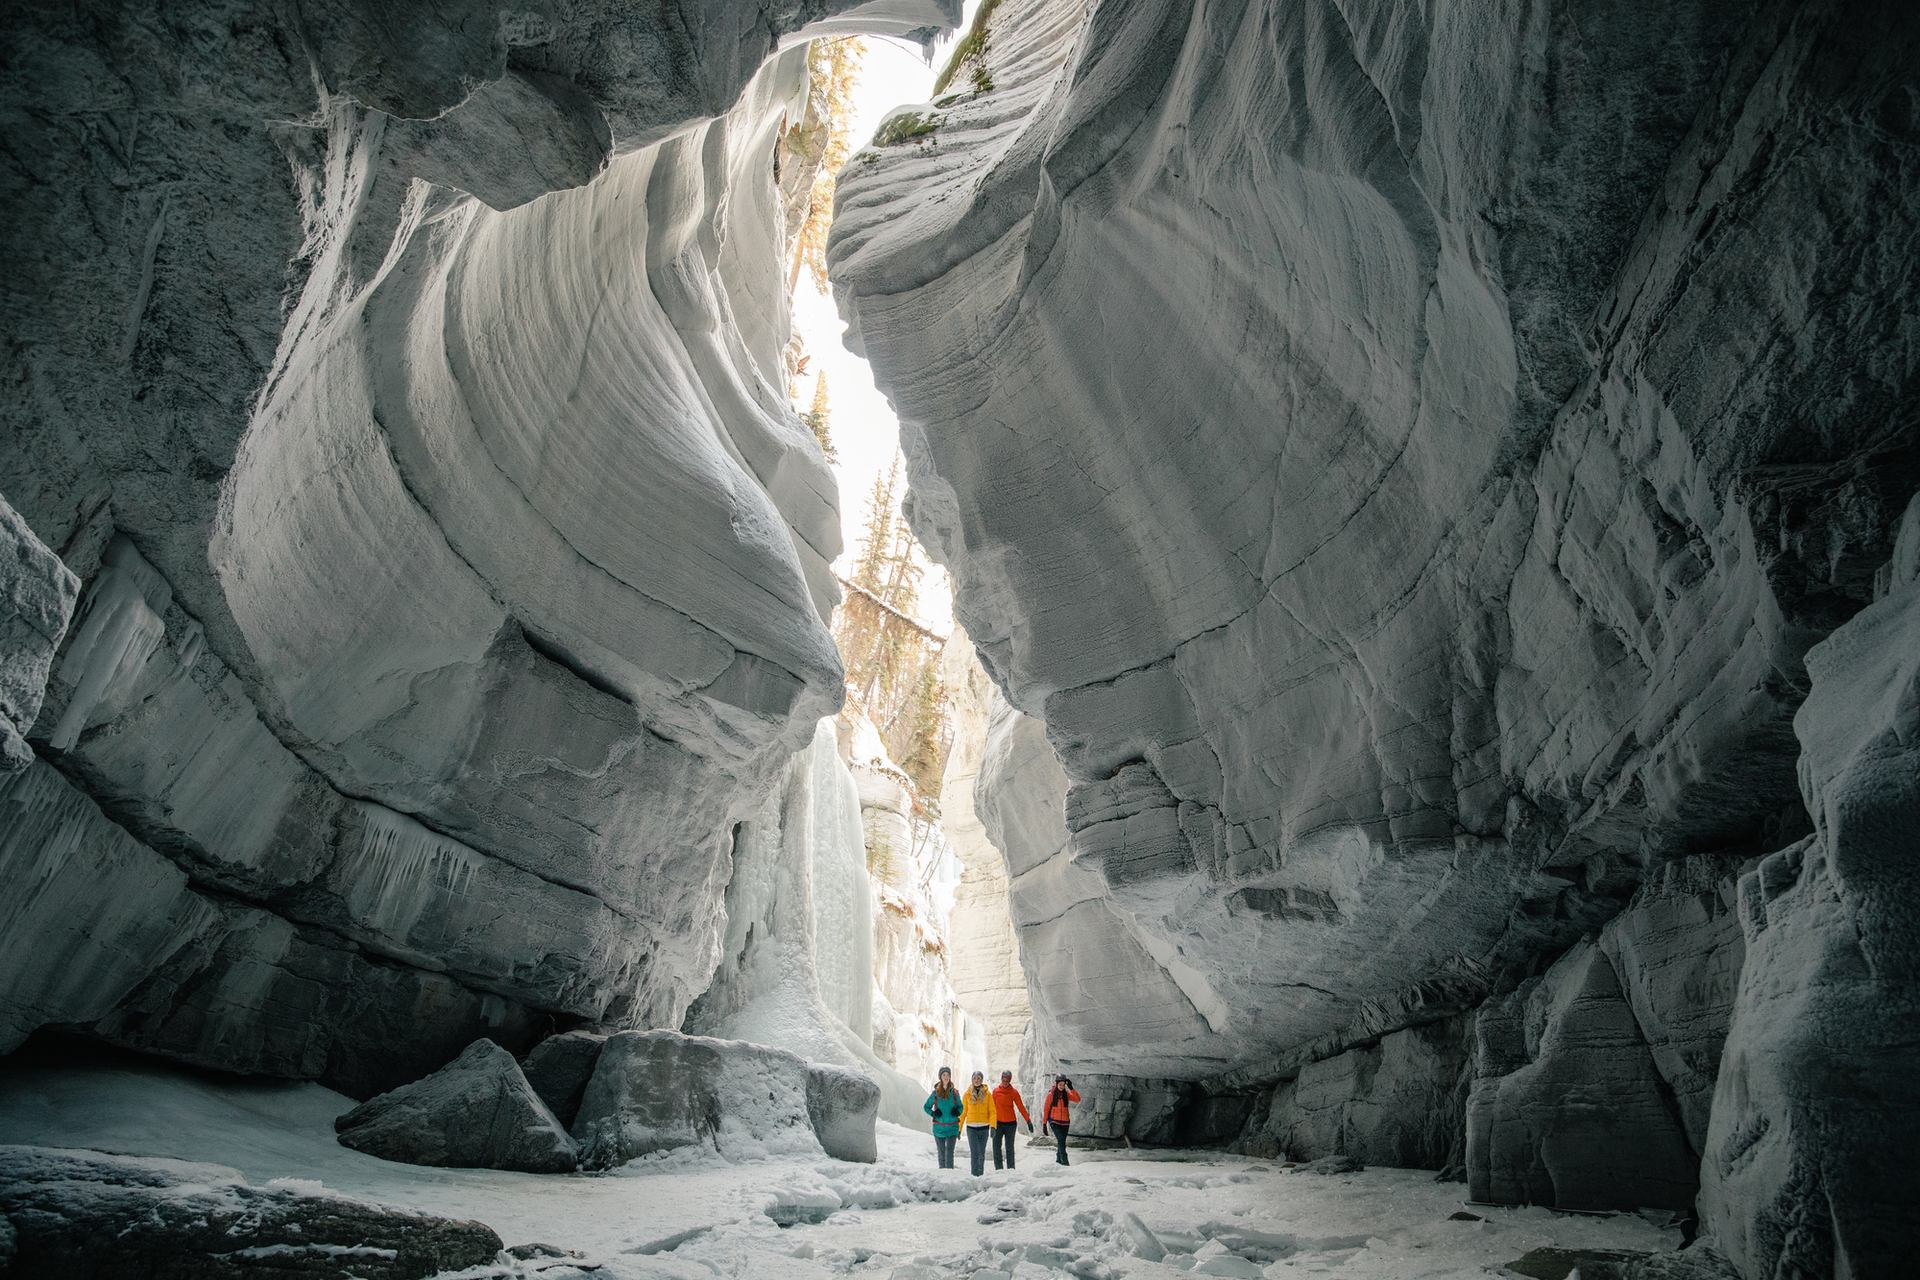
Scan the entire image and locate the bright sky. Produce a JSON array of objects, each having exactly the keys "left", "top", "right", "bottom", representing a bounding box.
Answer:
[{"left": 790, "top": 29, "right": 963, "bottom": 637}]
